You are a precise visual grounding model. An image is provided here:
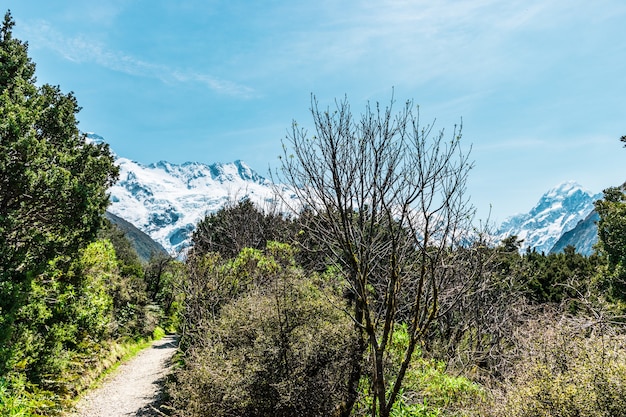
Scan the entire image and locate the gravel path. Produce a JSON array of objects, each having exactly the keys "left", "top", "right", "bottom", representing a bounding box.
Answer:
[{"left": 66, "top": 335, "right": 179, "bottom": 417}]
